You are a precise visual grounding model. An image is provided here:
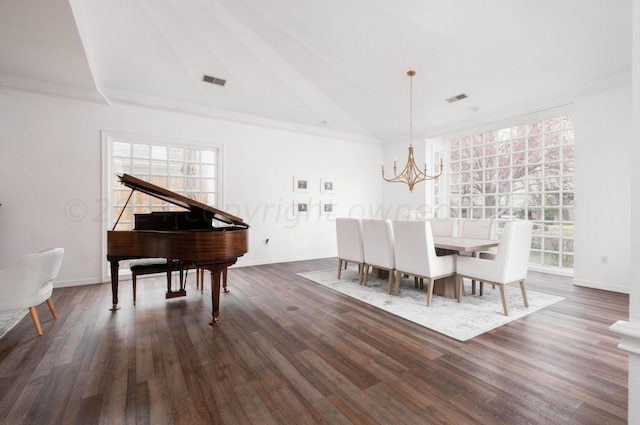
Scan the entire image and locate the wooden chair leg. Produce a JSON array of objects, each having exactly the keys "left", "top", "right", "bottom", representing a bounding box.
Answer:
[
  {"left": 388, "top": 270, "right": 394, "bottom": 294},
  {"left": 520, "top": 280, "right": 529, "bottom": 307},
  {"left": 499, "top": 284, "right": 509, "bottom": 315},
  {"left": 426, "top": 278, "right": 435, "bottom": 306},
  {"left": 362, "top": 266, "right": 370, "bottom": 286},
  {"left": 471, "top": 280, "right": 476, "bottom": 295},
  {"left": 337, "top": 259, "right": 344, "bottom": 279},
  {"left": 393, "top": 270, "right": 400, "bottom": 295},
  {"left": 454, "top": 275, "right": 459, "bottom": 301},
  {"left": 29, "top": 306, "right": 43, "bottom": 336},
  {"left": 46, "top": 298, "right": 58, "bottom": 319}
]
